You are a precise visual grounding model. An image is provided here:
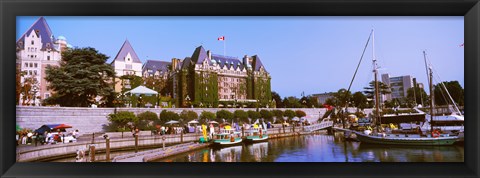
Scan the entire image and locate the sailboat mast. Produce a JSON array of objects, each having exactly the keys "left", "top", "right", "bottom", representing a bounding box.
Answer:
[
  {"left": 429, "top": 66, "right": 434, "bottom": 133},
  {"left": 372, "top": 29, "right": 381, "bottom": 127}
]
